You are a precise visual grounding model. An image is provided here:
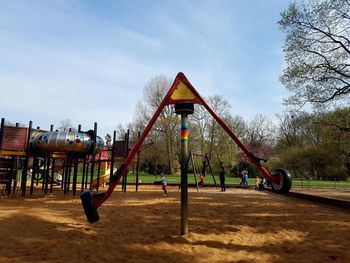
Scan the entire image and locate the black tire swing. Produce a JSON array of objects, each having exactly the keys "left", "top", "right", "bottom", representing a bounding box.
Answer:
[
  {"left": 270, "top": 168, "right": 292, "bottom": 193},
  {"left": 81, "top": 190, "right": 100, "bottom": 223}
]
